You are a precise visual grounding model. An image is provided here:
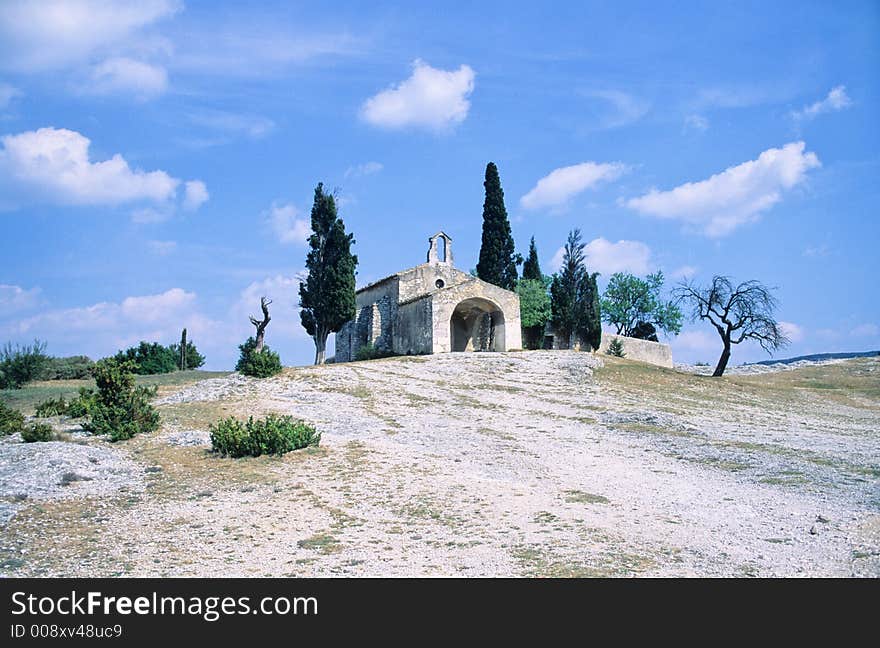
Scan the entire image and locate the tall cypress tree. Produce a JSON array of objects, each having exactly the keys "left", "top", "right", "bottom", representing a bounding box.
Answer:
[
  {"left": 299, "top": 183, "right": 358, "bottom": 365},
  {"left": 522, "top": 236, "right": 543, "bottom": 282},
  {"left": 550, "top": 229, "right": 602, "bottom": 351},
  {"left": 476, "top": 162, "right": 518, "bottom": 290}
]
